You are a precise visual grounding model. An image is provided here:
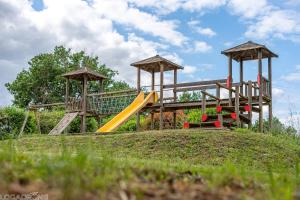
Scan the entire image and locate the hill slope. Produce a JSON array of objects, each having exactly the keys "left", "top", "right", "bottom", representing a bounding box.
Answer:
[{"left": 1, "top": 129, "right": 300, "bottom": 199}]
